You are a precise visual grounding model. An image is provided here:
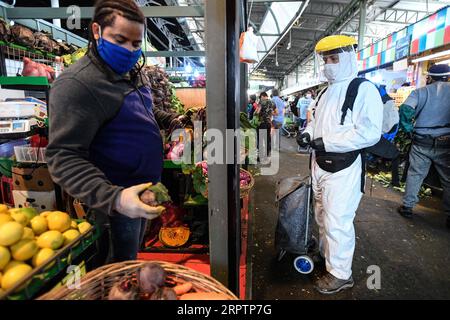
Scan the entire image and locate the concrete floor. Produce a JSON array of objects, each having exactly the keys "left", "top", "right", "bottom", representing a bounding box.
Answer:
[{"left": 250, "top": 136, "right": 450, "bottom": 300}]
